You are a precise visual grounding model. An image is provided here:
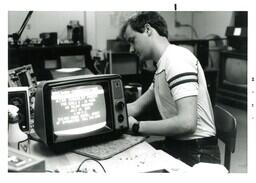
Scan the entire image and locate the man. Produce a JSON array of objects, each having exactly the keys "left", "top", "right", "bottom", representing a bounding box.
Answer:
[{"left": 120, "top": 12, "right": 220, "bottom": 166}]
